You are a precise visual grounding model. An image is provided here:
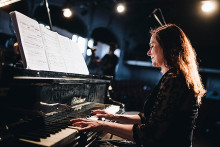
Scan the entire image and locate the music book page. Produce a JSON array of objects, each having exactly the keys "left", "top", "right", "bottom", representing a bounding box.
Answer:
[
  {"left": 10, "top": 11, "right": 89, "bottom": 75},
  {"left": 39, "top": 25, "right": 67, "bottom": 72},
  {"left": 69, "top": 41, "right": 89, "bottom": 75},
  {"left": 57, "top": 34, "right": 79, "bottom": 73},
  {"left": 10, "top": 11, "right": 49, "bottom": 71},
  {"left": 57, "top": 34, "right": 89, "bottom": 75}
]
